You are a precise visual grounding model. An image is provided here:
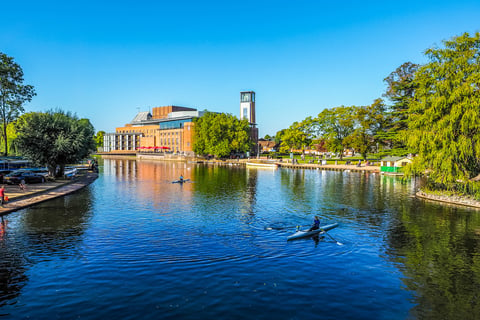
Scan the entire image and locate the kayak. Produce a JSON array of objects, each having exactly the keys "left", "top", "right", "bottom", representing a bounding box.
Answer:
[
  {"left": 287, "top": 223, "right": 339, "bottom": 241},
  {"left": 172, "top": 179, "right": 190, "bottom": 184}
]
